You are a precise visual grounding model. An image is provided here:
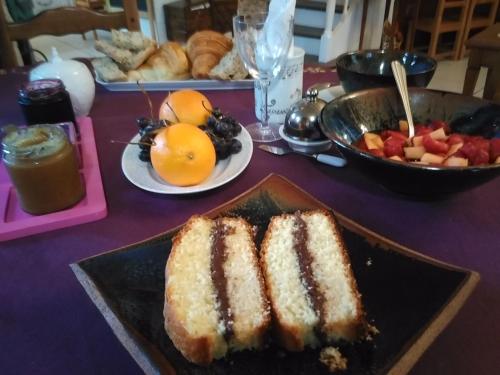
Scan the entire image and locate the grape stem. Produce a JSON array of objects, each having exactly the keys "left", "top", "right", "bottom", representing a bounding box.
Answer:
[
  {"left": 136, "top": 81, "right": 155, "bottom": 121},
  {"left": 202, "top": 100, "right": 215, "bottom": 115},
  {"left": 164, "top": 91, "right": 180, "bottom": 123}
]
